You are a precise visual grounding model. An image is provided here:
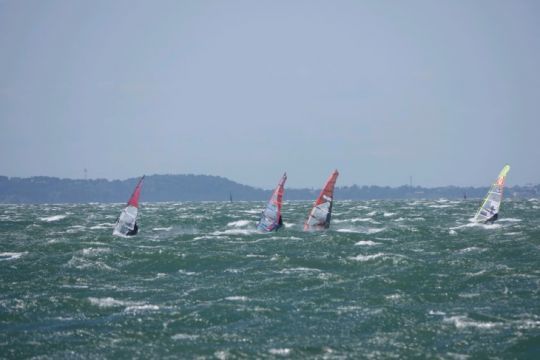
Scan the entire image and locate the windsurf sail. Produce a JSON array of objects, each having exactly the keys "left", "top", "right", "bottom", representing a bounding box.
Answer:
[
  {"left": 257, "top": 173, "right": 287, "bottom": 232},
  {"left": 304, "top": 170, "right": 339, "bottom": 231},
  {"left": 113, "top": 175, "right": 144, "bottom": 236},
  {"left": 473, "top": 165, "right": 510, "bottom": 223}
]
